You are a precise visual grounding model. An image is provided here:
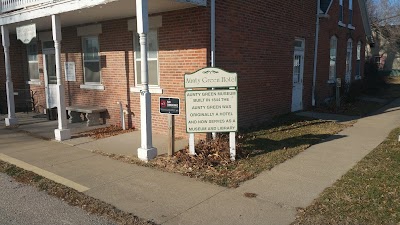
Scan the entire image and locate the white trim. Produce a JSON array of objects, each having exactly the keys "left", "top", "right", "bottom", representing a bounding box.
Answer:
[
  {"left": 27, "top": 80, "right": 41, "bottom": 85},
  {"left": 77, "top": 24, "right": 102, "bottom": 36},
  {"left": 327, "top": 79, "right": 336, "bottom": 84},
  {"left": 325, "top": 0, "right": 334, "bottom": 14},
  {"left": 130, "top": 86, "right": 163, "bottom": 94},
  {"left": 80, "top": 84, "right": 105, "bottom": 90},
  {"left": 348, "top": 24, "right": 355, "bottom": 30},
  {"left": 338, "top": 21, "right": 346, "bottom": 27},
  {"left": 0, "top": 0, "right": 115, "bottom": 26},
  {"left": 128, "top": 16, "right": 162, "bottom": 31}
]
